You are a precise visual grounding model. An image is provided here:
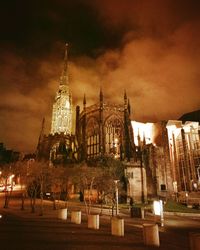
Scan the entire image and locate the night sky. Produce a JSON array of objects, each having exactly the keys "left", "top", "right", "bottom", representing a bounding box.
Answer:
[{"left": 0, "top": 0, "right": 200, "bottom": 152}]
